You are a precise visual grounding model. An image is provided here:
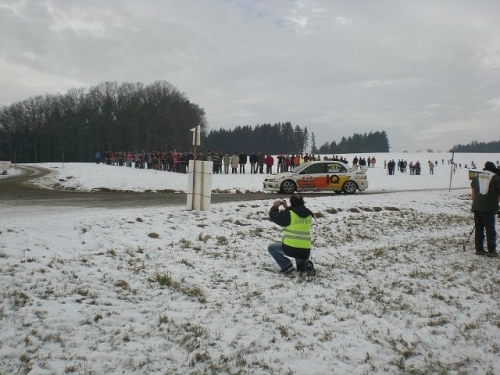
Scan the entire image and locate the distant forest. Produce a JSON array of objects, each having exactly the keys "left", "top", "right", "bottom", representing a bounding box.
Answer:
[
  {"left": 315, "top": 131, "right": 390, "bottom": 154},
  {"left": 202, "top": 123, "right": 309, "bottom": 154},
  {"left": 452, "top": 140, "right": 500, "bottom": 153},
  {"left": 0, "top": 80, "right": 389, "bottom": 163},
  {"left": 0, "top": 81, "right": 207, "bottom": 163}
]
